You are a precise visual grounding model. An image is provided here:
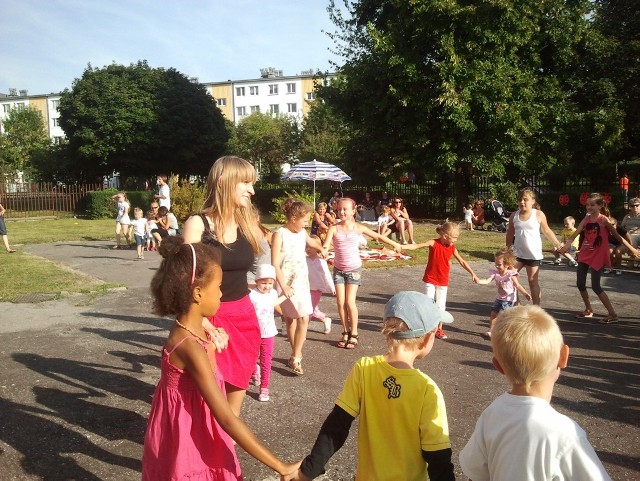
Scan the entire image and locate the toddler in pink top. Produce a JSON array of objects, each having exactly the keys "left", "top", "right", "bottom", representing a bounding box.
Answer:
[
  {"left": 322, "top": 198, "right": 402, "bottom": 349},
  {"left": 142, "top": 236, "right": 300, "bottom": 480},
  {"left": 476, "top": 248, "right": 531, "bottom": 338}
]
